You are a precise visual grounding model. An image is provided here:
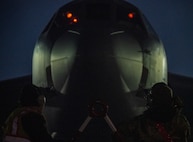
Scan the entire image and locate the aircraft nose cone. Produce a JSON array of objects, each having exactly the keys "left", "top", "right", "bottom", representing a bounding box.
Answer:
[{"left": 50, "top": 31, "right": 143, "bottom": 96}]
